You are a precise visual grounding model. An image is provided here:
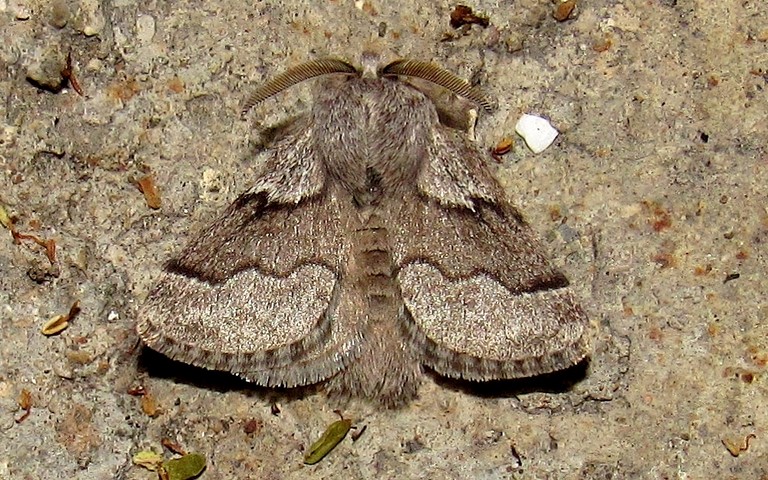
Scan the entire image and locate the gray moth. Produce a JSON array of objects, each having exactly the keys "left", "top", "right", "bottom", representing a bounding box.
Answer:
[{"left": 136, "top": 53, "right": 590, "bottom": 407}]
